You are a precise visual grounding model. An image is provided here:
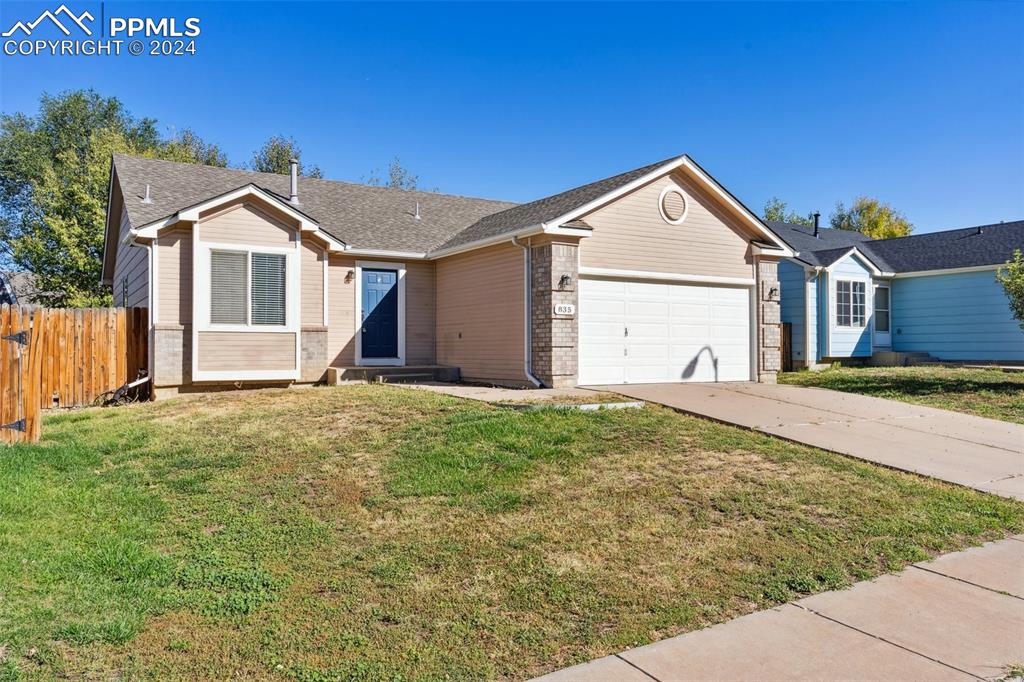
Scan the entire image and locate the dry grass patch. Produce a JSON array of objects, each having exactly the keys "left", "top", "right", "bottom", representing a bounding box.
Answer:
[{"left": 1, "top": 384, "right": 1022, "bottom": 680}]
